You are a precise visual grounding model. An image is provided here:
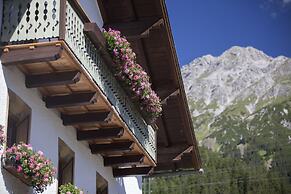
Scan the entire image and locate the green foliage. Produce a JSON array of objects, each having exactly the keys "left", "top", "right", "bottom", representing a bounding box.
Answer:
[
  {"left": 59, "top": 183, "right": 83, "bottom": 194},
  {"left": 143, "top": 96, "right": 291, "bottom": 194},
  {"left": 143, "top": 148, "right": 291, "bottom": 194}
]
